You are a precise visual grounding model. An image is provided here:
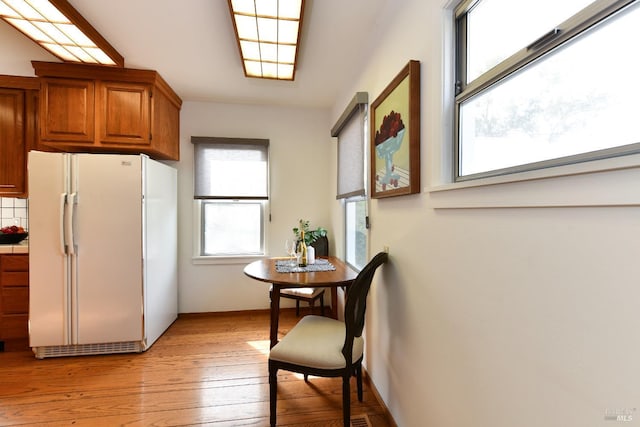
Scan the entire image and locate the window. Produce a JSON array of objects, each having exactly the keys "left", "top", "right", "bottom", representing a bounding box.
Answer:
[
  {"left": 345, "top": 197, "right": 368, "bottom": 269},
  {"left": 455, "top": 0, "right": 640, "bottom": 181},
  {"left": 192, "top": 137, "right": 269, "bottom": 257},
  {"left": 332, "top": 92, "right": 368, "bottom": 269}
]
